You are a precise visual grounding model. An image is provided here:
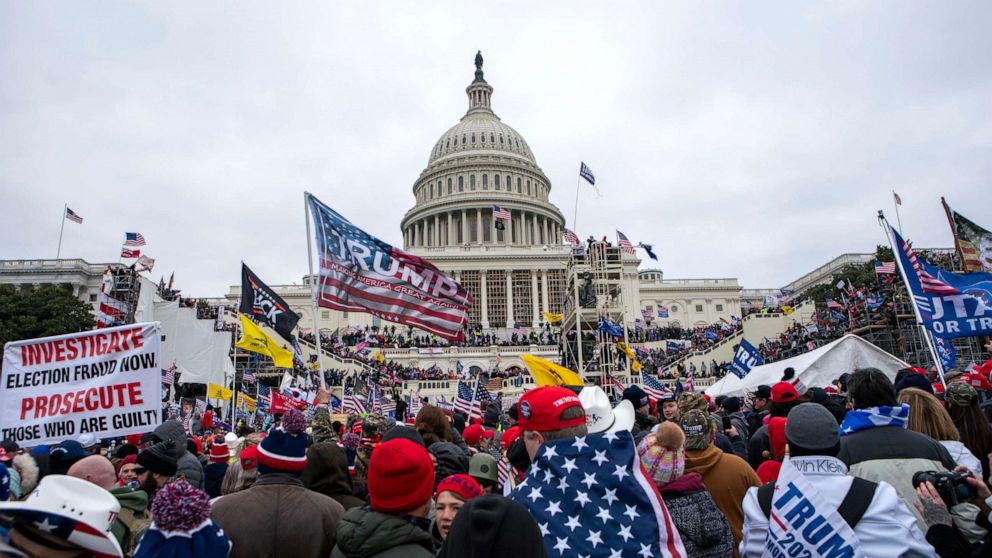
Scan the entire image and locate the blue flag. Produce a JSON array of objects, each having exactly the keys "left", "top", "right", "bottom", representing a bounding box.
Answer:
[
  {"left": 666, "top": 340, "right": 681, "bottom": 352},
  {"left": 598, "top": 317, "right": 623, "bottom": 338},
  {"left": 829, "top": 309, "right": 847, "bottom": 322},
  {"left": 889, "top": 223, "right": 992, "bottom": 339},
  {"left": 866, "top": 296, "right": 885, "bottom": 310},
  {"left": 579, "top": 162, "right": 595, "bottom": 185},
  {"left": 638, "top": 243, "right": 659, "bottom": 261},
  {"left": 933, "top": 334, "right": 956, "bottom": 371},
  {"left": 704, "top": 331, "right": 718, "bottom": 341},
  {"left": 729, "top": 339, "right": 763, "bottom": 379}
]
